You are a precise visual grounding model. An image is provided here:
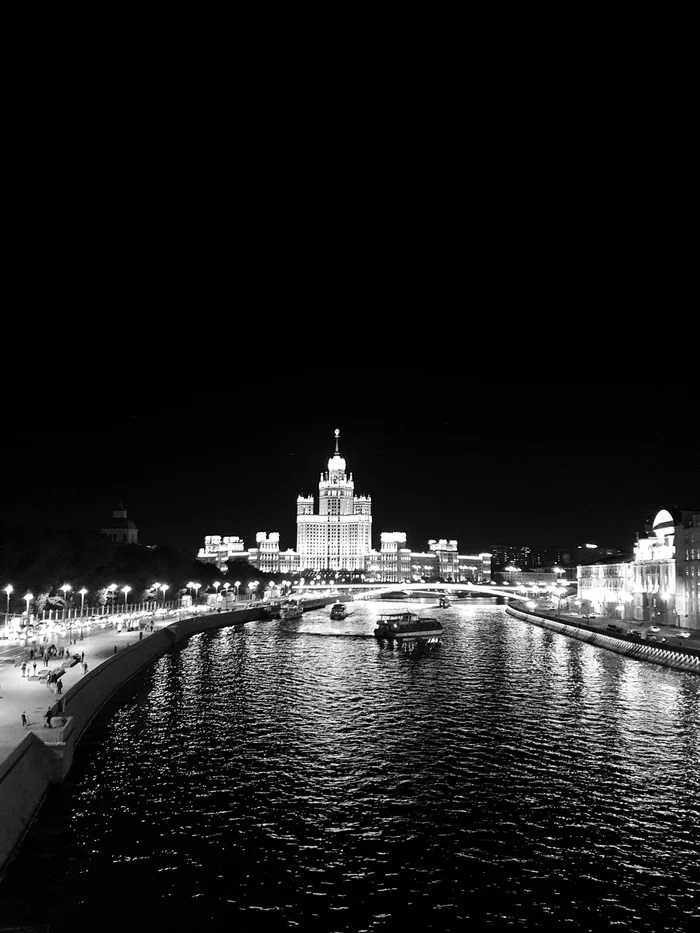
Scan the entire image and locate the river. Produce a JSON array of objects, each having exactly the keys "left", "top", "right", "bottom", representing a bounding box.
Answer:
[{"left": 0, "top": 599, "right": 698, "bottom": 932}]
